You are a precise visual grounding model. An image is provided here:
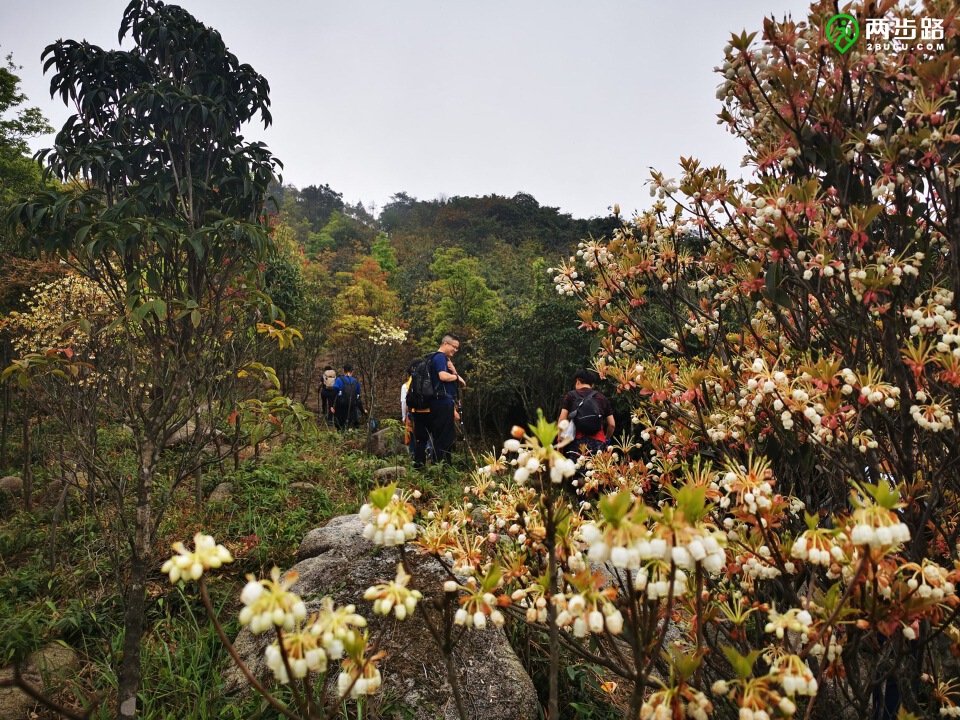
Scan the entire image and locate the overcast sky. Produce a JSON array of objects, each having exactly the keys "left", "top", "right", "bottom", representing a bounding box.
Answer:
[{"left": 3, "top": 0, "right": 812, "bottom": 219}]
